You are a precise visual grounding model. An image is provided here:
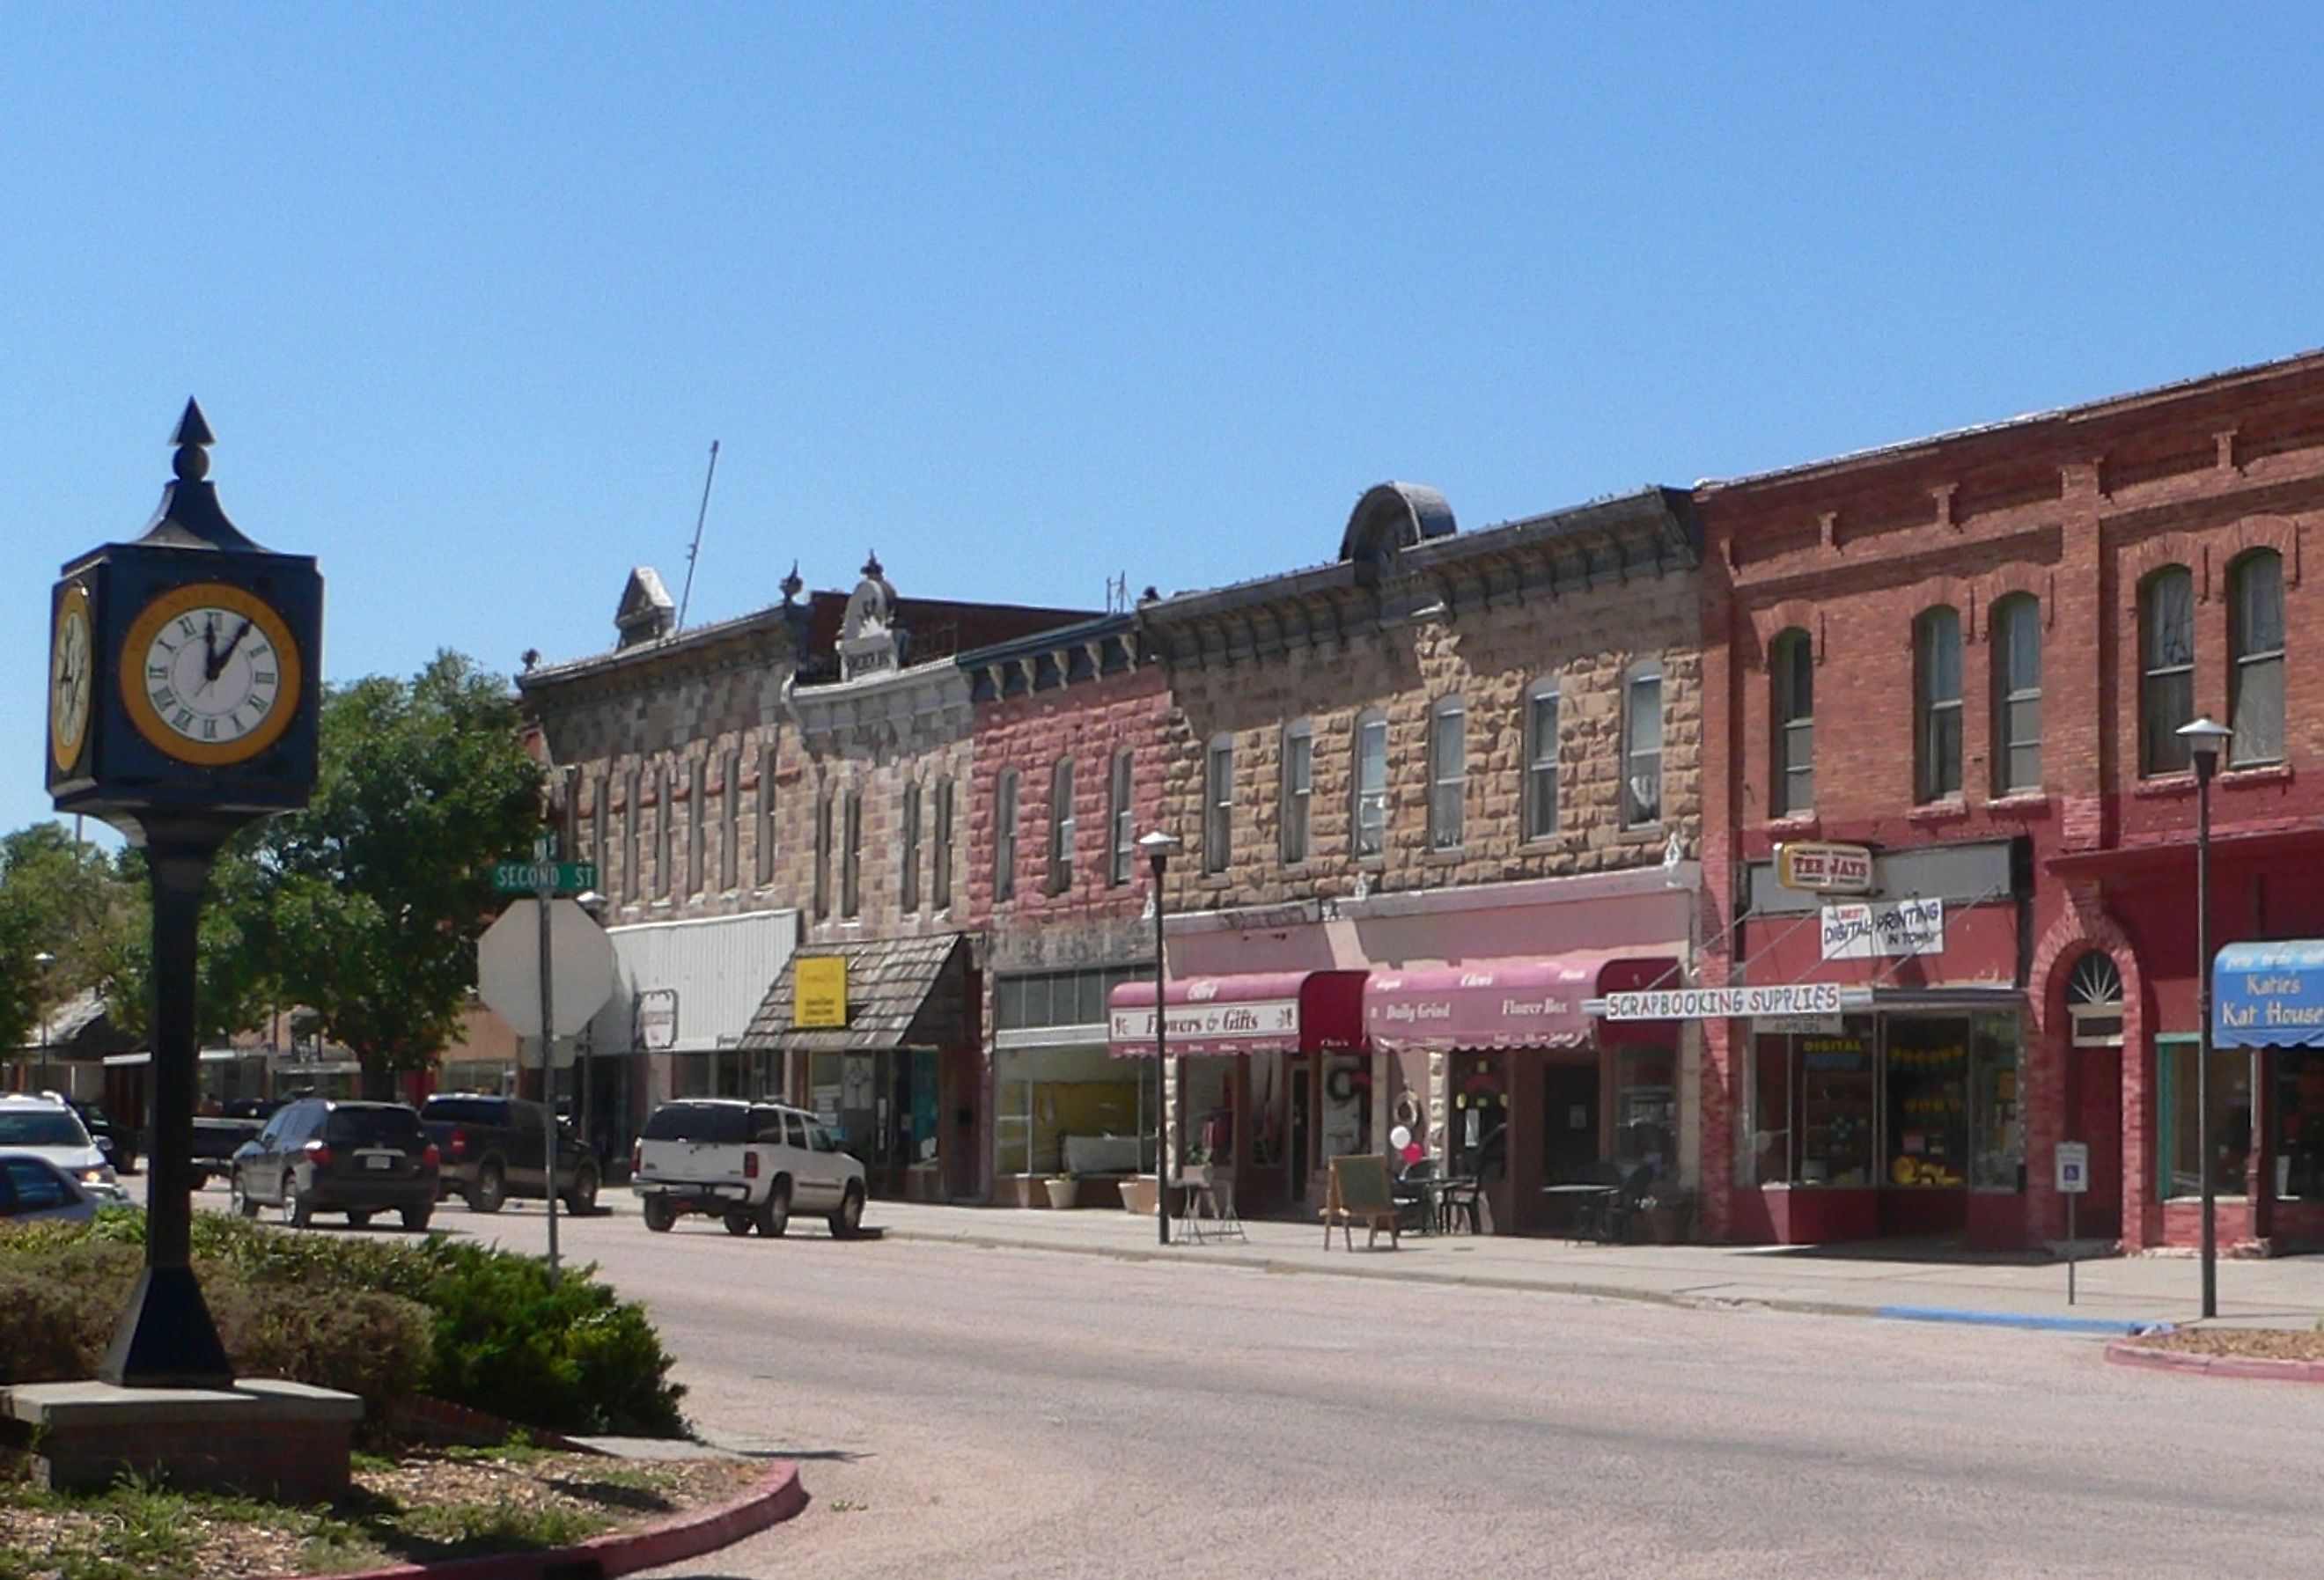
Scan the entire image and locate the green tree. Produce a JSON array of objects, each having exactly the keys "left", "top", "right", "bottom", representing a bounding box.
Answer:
[
  {"left": 0, "top": 822, "right": 143, "bottom": 1057},
  {"left": 261, "top": 651, "right": 545, "bottom": 1096},
  {"left": 99, "top": 834, "right": 279, "bottom": 1048}
]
